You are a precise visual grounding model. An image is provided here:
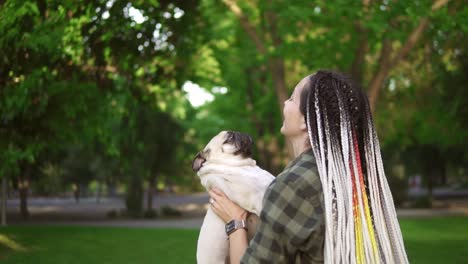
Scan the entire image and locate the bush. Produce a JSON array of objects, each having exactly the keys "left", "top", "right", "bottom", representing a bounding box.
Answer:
[
  {"left": 143, "top": 209, "right": 158, "bottom": 219},
  {"left": 106, "top": 209, "right": 119, "bottom": 219},
  {"left": 410, "top": 196, "right": 433, "bottom": 208},
  {"left": 160, "top": 206, "right": 182, "bottom": 217}
]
